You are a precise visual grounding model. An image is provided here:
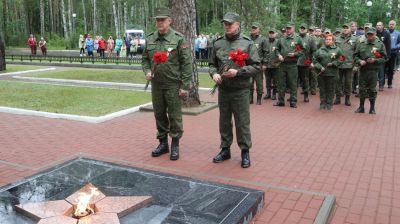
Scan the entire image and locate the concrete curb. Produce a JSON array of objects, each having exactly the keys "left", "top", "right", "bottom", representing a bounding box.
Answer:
[
  {"left": 0, "top": 67, "right": 56, "bottom": 76},
  {"left": 0, "top": 102, "right": 152, "bottom": 123}
]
